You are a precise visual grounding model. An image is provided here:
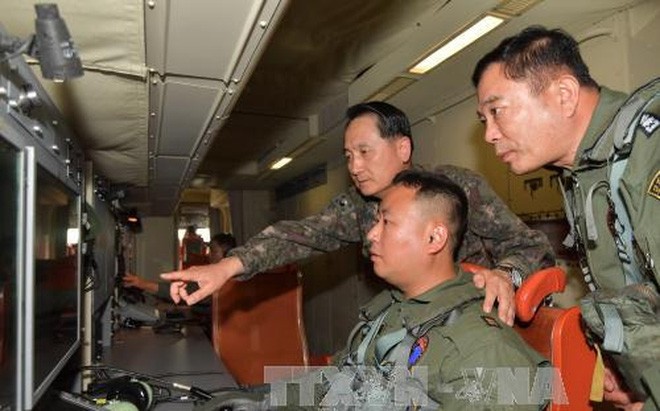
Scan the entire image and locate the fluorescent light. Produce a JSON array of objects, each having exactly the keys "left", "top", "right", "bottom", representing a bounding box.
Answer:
[
  {"left": 270, "top": 157, "right": 292, "bottom": 170},
  {"left": 409, "top": 14, "right": 505, "bottom": 74}
]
